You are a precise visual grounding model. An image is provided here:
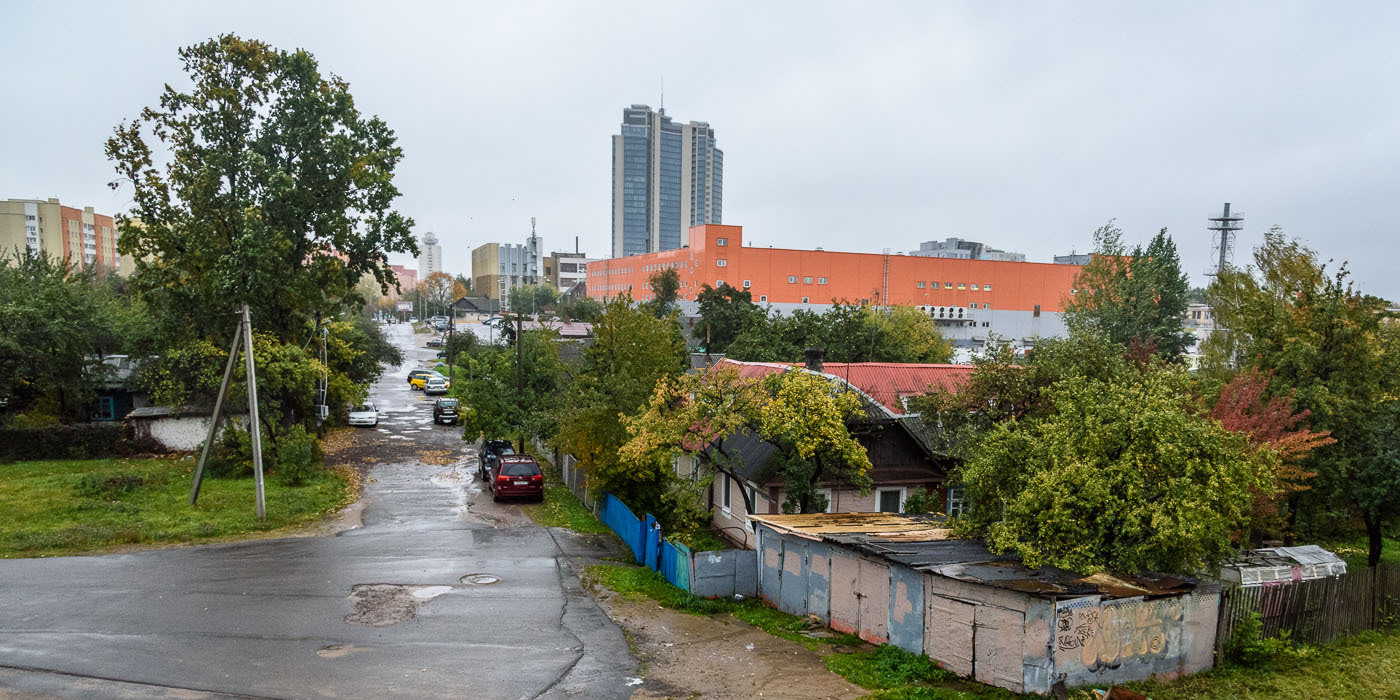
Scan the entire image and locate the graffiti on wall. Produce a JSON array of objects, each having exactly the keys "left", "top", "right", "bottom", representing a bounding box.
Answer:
[{"left": 1055, "top": 598, "right": 1183, "bottom": 670}]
